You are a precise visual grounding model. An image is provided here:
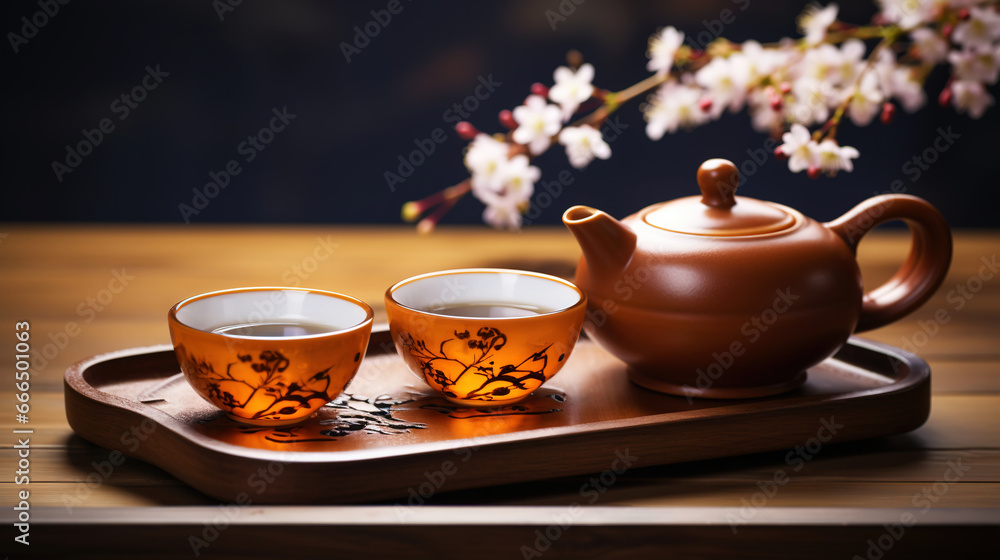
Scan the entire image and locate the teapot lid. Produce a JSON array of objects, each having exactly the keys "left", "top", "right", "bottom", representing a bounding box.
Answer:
[{"left": 643, "top": 159, "right": 796, "bottom": 236}]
